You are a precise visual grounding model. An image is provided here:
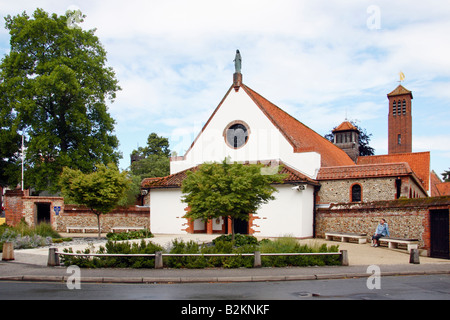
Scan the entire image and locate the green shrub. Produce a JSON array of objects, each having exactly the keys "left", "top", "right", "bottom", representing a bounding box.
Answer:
[
  {"left": 61, "top": 240, "right": 164, "bottom": 268},
  {"left": 106, "top": 229, "right": 153, "bottom": 241},
  {"left": 60, "top": 236, "right": 340, "bottom": 269},
  {"left": 259, "top": 238, "right": 341, "bottom": 267},
  {"left": 0, "top": 222, "right": 58, "bottom": 251},
  {"left": 212, "top": 234, "right": 258, "bottom": 247},
  {"left": 52, "top": 237, "right": 72, "bottom": 244}
]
